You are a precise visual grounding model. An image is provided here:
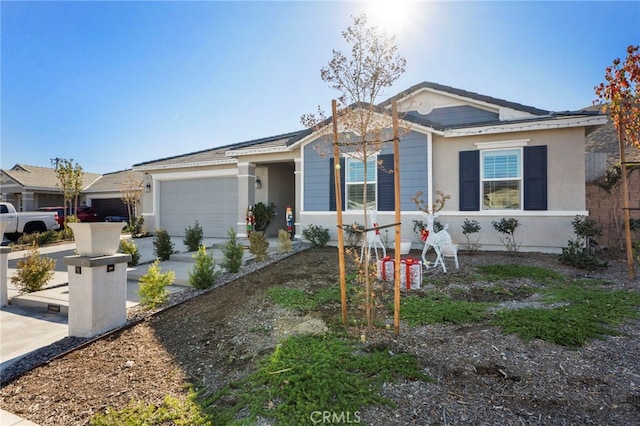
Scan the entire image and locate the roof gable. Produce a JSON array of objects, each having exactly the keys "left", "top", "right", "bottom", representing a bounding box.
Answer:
[{"left": 1, "top": 164, "right": 101, "bottom": 190}]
